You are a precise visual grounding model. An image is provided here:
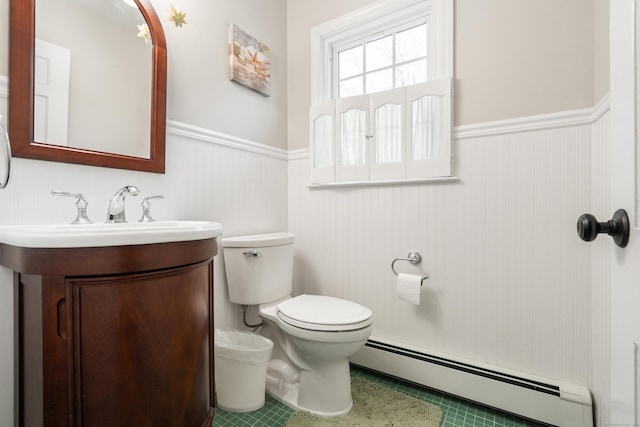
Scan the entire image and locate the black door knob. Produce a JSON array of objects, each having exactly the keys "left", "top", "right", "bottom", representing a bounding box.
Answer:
[{"left": 577, "top": 209, "right": 630, "bottom": 248}]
